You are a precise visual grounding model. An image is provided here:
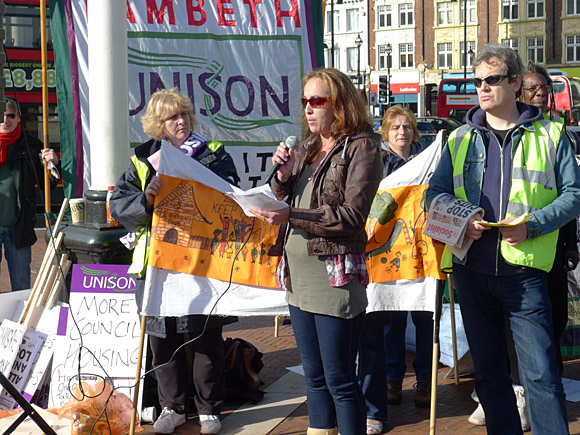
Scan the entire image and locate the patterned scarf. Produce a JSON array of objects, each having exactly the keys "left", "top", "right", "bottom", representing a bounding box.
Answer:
[{"left": 0, "top": 123, "right": 21, "bottom": 166}]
